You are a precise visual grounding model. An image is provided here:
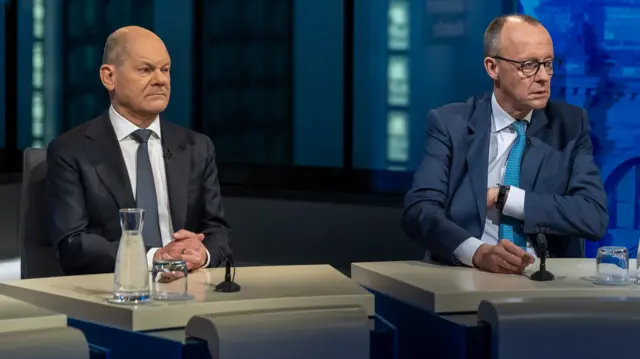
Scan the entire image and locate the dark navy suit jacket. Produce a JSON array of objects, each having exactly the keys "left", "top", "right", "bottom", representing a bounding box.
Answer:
[{"left": 402, "top": 93, "right": 608, "bottom": 265}]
